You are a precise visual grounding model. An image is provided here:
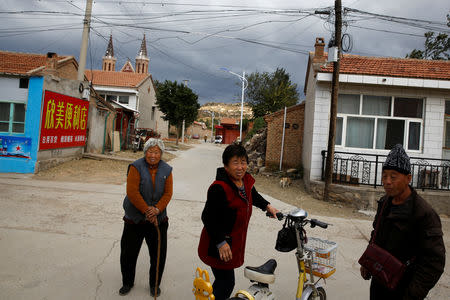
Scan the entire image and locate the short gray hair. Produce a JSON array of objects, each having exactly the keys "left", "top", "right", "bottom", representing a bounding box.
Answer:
[{"left": 143, "top": 138, "right": 165, "bottom": 154}]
